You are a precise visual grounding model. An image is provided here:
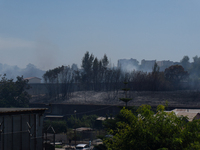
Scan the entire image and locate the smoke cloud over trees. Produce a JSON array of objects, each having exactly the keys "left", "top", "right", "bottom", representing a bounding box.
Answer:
[
  {"left": 37, "top": 52, "right": 200, "bottom": 102},
  {"left": 1, "top": 52, "right": 200, "bottom": 103}
]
